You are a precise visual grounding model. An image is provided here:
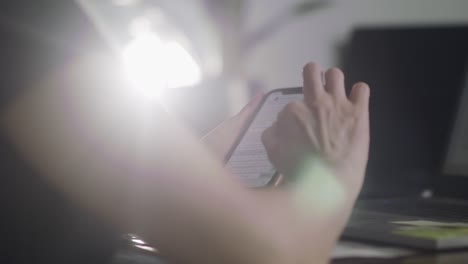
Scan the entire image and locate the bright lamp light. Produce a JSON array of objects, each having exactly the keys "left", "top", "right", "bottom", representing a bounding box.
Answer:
[{"left": 122, "top": 32, "right": 202, "bottom": 97}]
